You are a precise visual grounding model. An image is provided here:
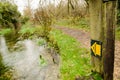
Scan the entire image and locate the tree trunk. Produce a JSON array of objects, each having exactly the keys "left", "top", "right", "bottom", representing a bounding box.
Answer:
[{"left": 89, "top": 0, "right": 117, "bottom": 80}]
